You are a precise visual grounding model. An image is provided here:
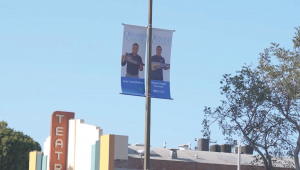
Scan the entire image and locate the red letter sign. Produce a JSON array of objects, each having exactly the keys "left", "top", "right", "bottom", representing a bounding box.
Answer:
[{"left": 49, "top": 111, "right": 74, "bottom": 170}]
